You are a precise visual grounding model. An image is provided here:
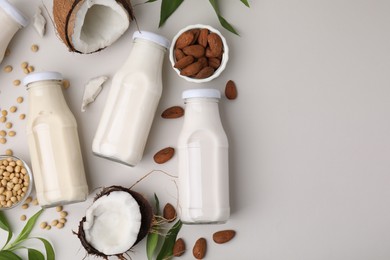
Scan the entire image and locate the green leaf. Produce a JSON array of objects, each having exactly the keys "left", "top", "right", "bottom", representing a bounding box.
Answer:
[
  {"left": 0, "top": 212, "right": 13, "bottom": 248},
  {"left": 11, "top": 209, "right": 43, "bottom": 247},
  {"left": 146, "top": 194, "right": 161, "bottom": 260},
  {"left": 0, "top": 250, "right": 22, "bottom": 260},
  {"left": 34, "top": 238, "right": 55, "bottom": 260},
  {"left": 240, "top": 0, "right": 250, "bottom": 7},
  {"left": 209, "top": 0, "right": 239, "bottom": 35},
  {"left": 159, "top": 0, "right": 184, "bottom": 27},
  {"left": 156, "top": 220, "right": 182, "bottom": 260},
  {"left": 28, "top": 248, "right": 44, "bottom": 260}
]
